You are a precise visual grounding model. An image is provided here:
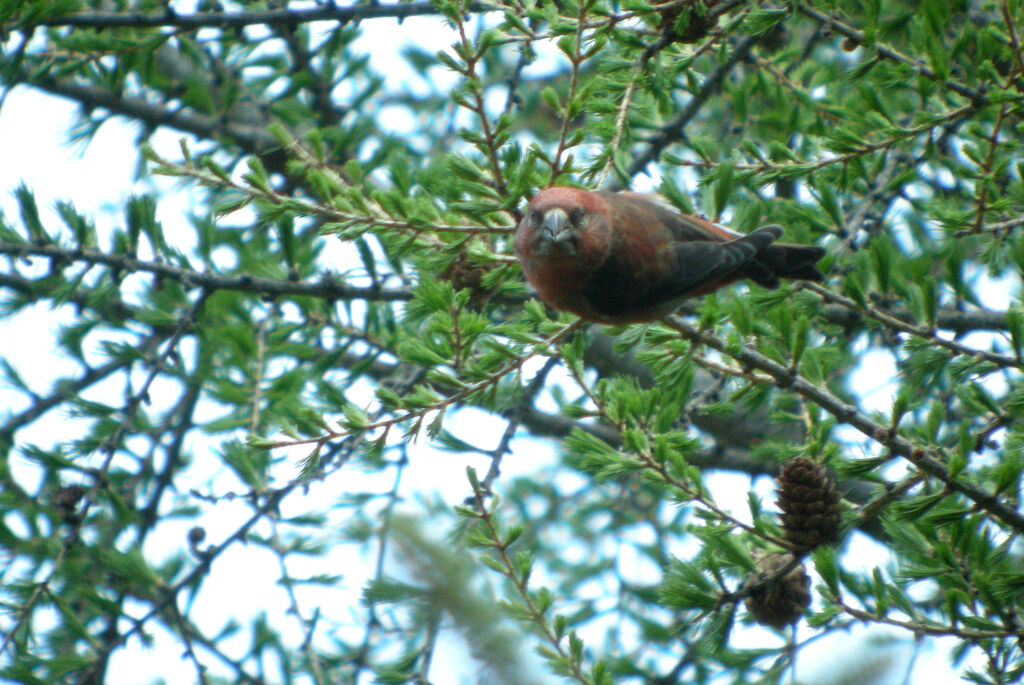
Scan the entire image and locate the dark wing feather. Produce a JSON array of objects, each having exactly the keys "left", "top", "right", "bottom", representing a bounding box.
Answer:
[
  {"left": 578, "top": 242, "right": 747, "bottom": 319},
  {"left": 655, "top": 225, "right": 784, "bottom": 300},
  {"left": 659, "top": 240, "right": 756, "bottom": 297},
  {"left": 580, "top": 226, "right": 782, "bottom": 318}
]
